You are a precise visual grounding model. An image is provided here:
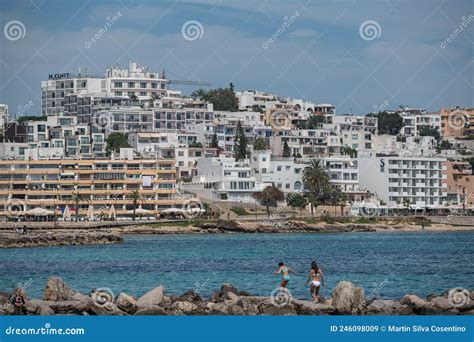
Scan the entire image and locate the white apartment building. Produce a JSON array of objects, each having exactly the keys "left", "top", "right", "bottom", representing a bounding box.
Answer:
[
  {"left": 270, "top": 129, "right": 341, "bottom": 157},
  {"left": 235, "top": 90, "right": 335, "bottom": 115},
  {"left": 373, "top": 135, "right": 438, "bottom": 157},
  {"left": 324, "top": 115, "right": 378, "bottom": 151},
  {"left": 400, "top": 112, "right": 441, "bottom": 137},
  {"left": 250, "top": 151, "right": 364, "bottom": 200},
  {"left": 358, "top": 153, "right": 447, "bottom": 209},
  {"left": 0, "top": 104, "right": 8, "bottom": 128},
  {"left": 182, "top": 156, "right": 269, "bottom": 203},
  {"left": 42, "top": 62, "right": 168, "bottom": 116}
]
